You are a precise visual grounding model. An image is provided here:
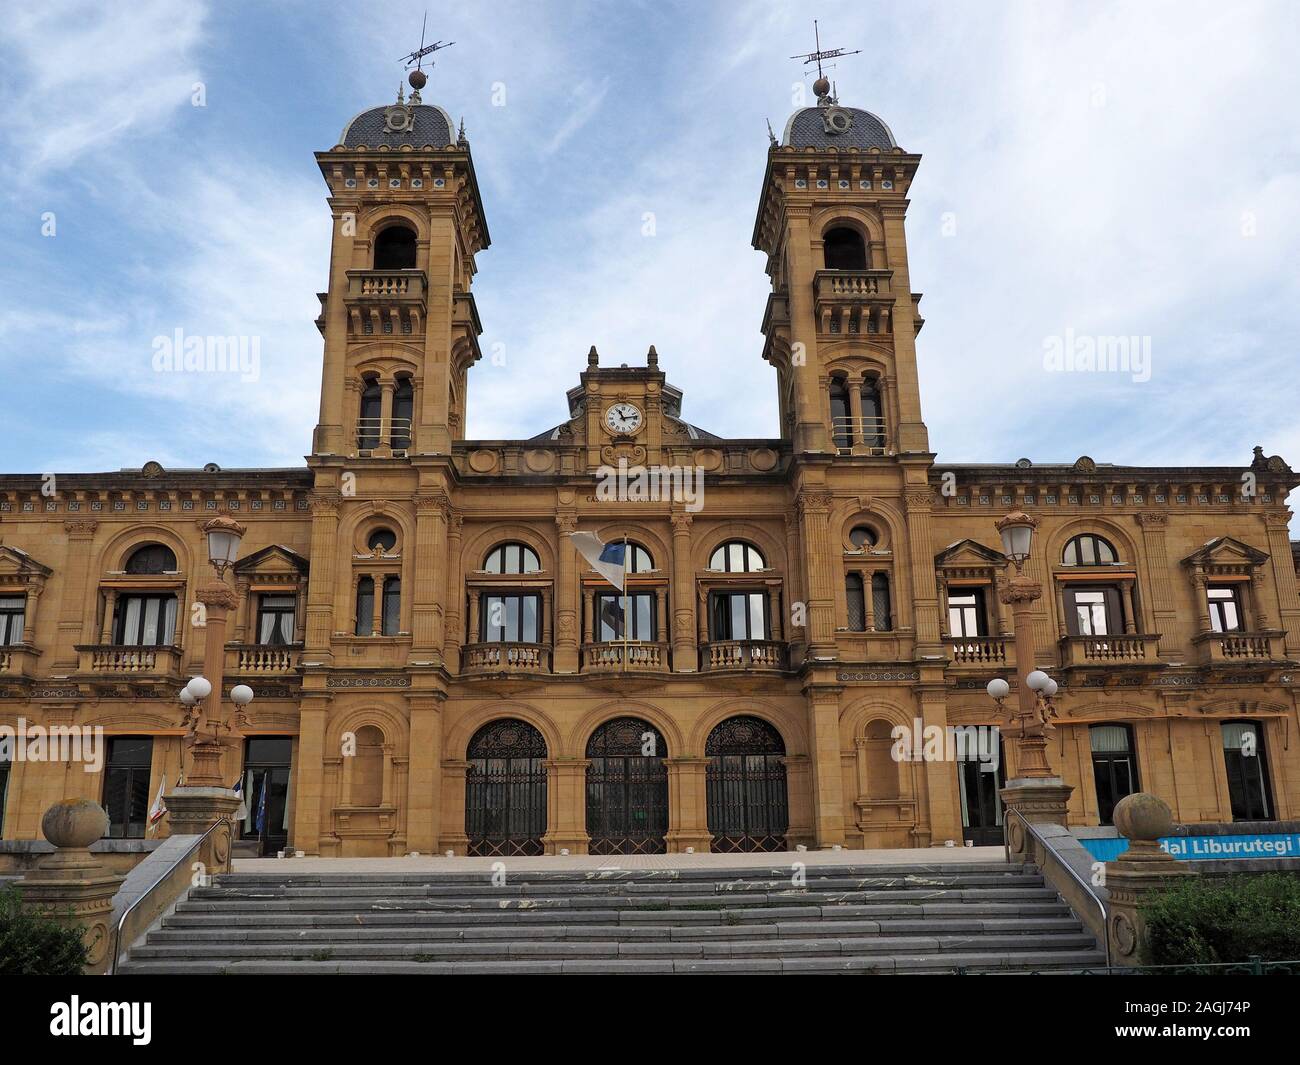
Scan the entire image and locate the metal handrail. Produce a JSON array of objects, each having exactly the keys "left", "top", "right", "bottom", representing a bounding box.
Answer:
[
  {"left": 109, "top": 817, "right": 231, "bottom": 975},
  {"left": 1003, "top": 807, "right": 1111, "bottom": 967}
]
